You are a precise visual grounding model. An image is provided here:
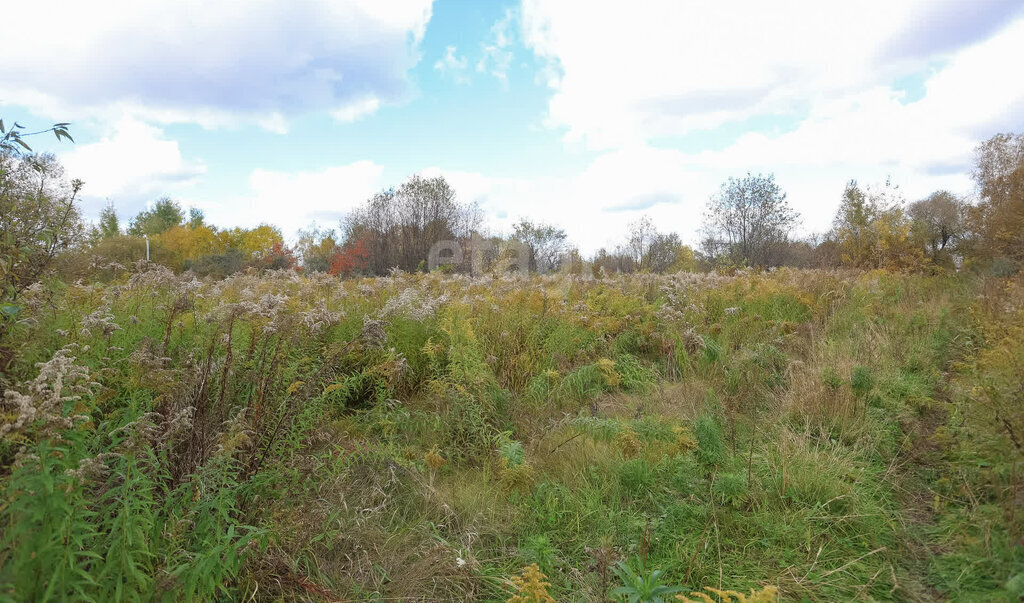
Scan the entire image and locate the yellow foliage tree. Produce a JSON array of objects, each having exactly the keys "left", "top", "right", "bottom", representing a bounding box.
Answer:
[
  {"left": 971, "top": 132, "right": 1024, "bottom": 266},
  {"left": 155, "top": 224, "right": 225, "bottom": 269},
  {"left": 871, "top": 208, "right": 925, "bottom": 271},
  {"left": 219, "top": 224, "right": 284, "bottom": 259},
  {"left": 669, "top": 245, "right": 699, "bottom": 272},
  {"left": 295, "top": 225, "right": 339, "bottom": 272},
  {"left": 832, "top": 179, "right": 925, "bottom": 271}
]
